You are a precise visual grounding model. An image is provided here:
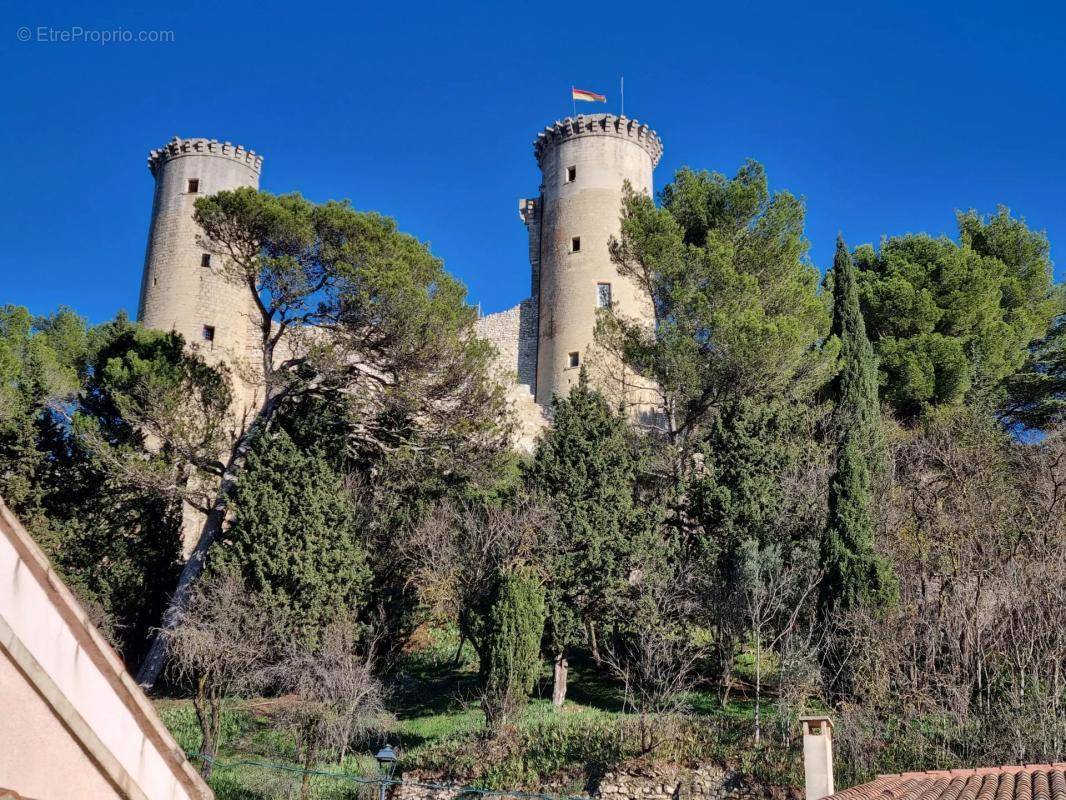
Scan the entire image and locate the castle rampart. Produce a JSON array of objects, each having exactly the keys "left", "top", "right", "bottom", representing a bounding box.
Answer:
[
  {"left": 534, "top": 114, "right": 663, "bottom": 168},
  {"left": 475, "top": 298, "right": 546, "bottom": 451},
  {"left": 147, "top": 136, "right": 263, "bottom": 176}
]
